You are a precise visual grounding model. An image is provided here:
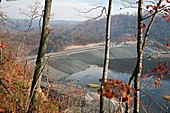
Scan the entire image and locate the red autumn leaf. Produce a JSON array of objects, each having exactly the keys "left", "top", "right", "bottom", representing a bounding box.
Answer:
[
  {"left": 164, "top": 9, "right": 169, "bottom": 12},
  {"left": 113, "top": 91, "right": 119, "bottom": 97},
  {"left": 105, "top": 93, "right": 114, "bottom": 98},
  {"left": 0, "top": 43, "right": 8, "bottom": 49},
  {"left": 161, "top": 75, "right": 165, "bottom": 79},
  {"left": 99, "top": 78, "right": 104, "bottom": 82},
  {"left": 152, "top": 68, "right": 157, "bottom": 73},
  {"left": 162, "top": 15, "right": 168, "bottom": 18},
  {"left": 167, "top": 44, "right": 170, "bottom": 47},
  {"left": 131, "top": 88, "right": 138, "bottom": 94},
  {"left": 122, "top": 96, "right": 128, "bottom": 102},
  {"left": 141, "top": 74, "right": 148, "bottom": 78},
  {"left": 152, "top": 6, "right": 157, "bottom": 10},
  {"left": 157, "top": 5, "right": 164, "bottom": 9},
  {"left": 146, "top": 5, "right": 151, "bottom": 9},
  {"left": 158, "top": 69, "right": 162, "bottom": 75},
  {"left": 166, "top": 0, "right": 170, "bottom": 3},
  {"left": 98, "top": 89, "right": 102, "bottom": 94},
  {"left": 158, "top": 62, "right": 161, "bottom": 68},
  {"left": 163, "top": 62, "right": 168, "bottom": 67},
  {"left": 128, "top": 96, "right": 133, "bottom": 107},
  {"left": 167, "top": 16, "right": 170, "bottom": 22},
  {"left": 142, "top": 24, "right": 146, "bottom": 28},
  {"left": 142, "top": 65, "right": 144, "bottom": 69},
  {"left": 165, "top": 69, "right": 169, "bottom": 75},
  {"left": 101, "top": 93, "right": 107, "bottom": 97}
]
